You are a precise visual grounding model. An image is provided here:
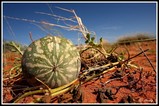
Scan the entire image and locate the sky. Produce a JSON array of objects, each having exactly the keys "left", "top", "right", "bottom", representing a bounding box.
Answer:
[{"left": 2, "top": 1, "right": 157, "bottom": 46}]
